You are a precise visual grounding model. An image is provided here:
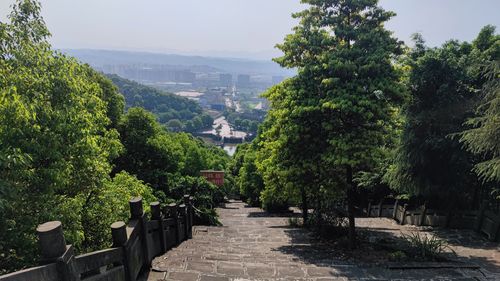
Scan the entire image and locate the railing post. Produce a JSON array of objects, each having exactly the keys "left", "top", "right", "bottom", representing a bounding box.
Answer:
[
  {"left": 367, "top": 199, "right": 372, "bottom": 217},
  {"left": 419, "top": 203, "right": 427, "bottom": 226},
  {"left": 492, "top": 214, "right": 500, "bottom": 242},
  {"left": 378, "top": 199, "right": 383, "bottom": 217},
  {"left": 475, "top": 201, "right": 487, "bottom": 232},
  {"left": 36, "top": 221, "right": 77, "bottom": 281},
  {"left": 129, "top": 197, "right": 150, "bottom": 266},
  {"left": 190, "top": 196, "right": 194, "bottom": 222},
  {"left": 400, "top": 204, "right": 408, "bottom": 225},
  {"left": 161, "top": 206, "right": 170, "bottom": 252},
  {"left": 178, "top": 203, "right": 187, "bottom": 242},
  {"left": 392, "top": 199, "right": 399, "bottom": 220},
  {"left": 111, "top": 221, "right": 130, "bottom": 281},
  {"left": 111, "top": 221, "right": 127, "bottom": 247},
  {"left": 445, "top": 208, "right": 453, "bottom": 228},
  {"left": 37, "top": 221, "right": 66, "bottom": 262},
  {"left": 129, "top": 197, "right": 144, "bottom": 219},
  {"left": 167, "top": 203, "right": 180, "bottom": 245},
  {"left": 150, "top": 201, "right": 167, "bottom": 254},
  {"left": 184, "top": 195, "right": 193, "bottom": 239},
  {"left": 151, "top": 201, "right": 161, "bottom": 220}
]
